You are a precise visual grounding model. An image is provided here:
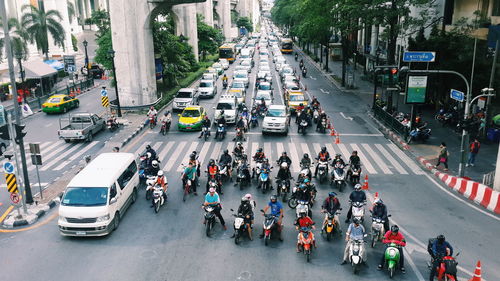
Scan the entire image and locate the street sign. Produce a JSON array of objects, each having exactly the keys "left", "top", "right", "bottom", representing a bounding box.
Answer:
[
  {"left": 101, "top": 96, "right": 110, "bottom": 107},
  {"left": 29, "top": 143, "right": 41, "bottom": 154},
  {"left": 403, "top": 51, "right": 436, "bottom": 62},
  {"left": 10, "top": 192, "right": 19, "bottom": 204},
  {"left": 5, "top": 173, "right": 18, "bottom": 193},
  {"left": 406, "top": 75, "right": 428, "bottom": 104},
  {"left": 450, "top": 89, "right": 465, "bottom": 102},
  {"left": 67, "top": 65, "right": 76, "bottom": 73},
  {"left": 3, "top": 162, "right": 14, "bottom": 174},
  {"left": 101, "top": 89, "right": 108, "bottom": 97},
  {"left": 31, "top": 154, "right": 42, "bottom": 166},
  {"left": 63, "top": 55, "right": 76, "bottom": 73}
]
